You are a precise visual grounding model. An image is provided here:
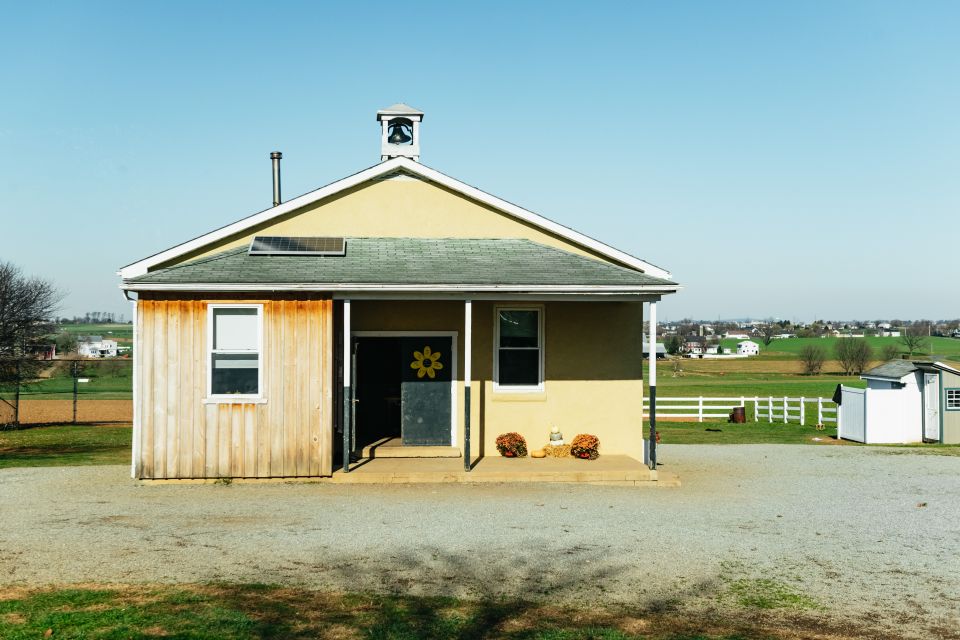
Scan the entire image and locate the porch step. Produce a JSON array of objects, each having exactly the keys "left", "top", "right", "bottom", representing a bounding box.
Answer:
[
  {"left": 331, "top": 455, "right": 681, "bottom": 487},
  {"left": 361, "top": 437, "right": 461, "bottom": 459}
]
